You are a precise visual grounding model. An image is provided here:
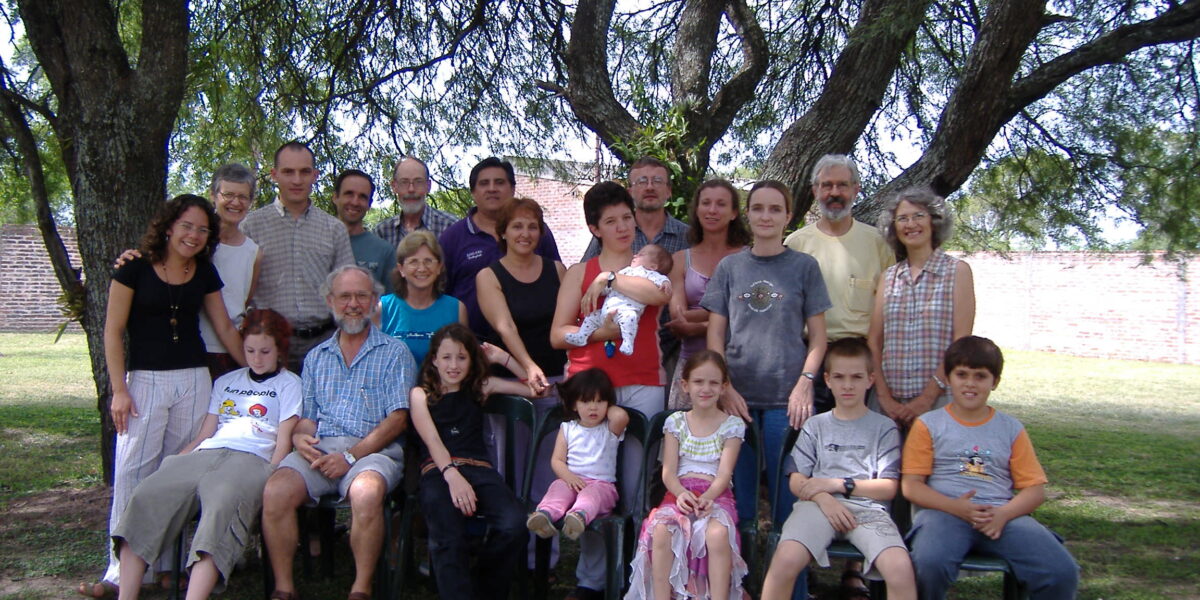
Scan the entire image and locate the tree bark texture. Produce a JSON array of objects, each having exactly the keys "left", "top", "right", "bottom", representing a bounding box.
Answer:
[
  {"left": 17, "top": 0, "right": 190, "bottom": 484},
  {"left": 761, "top": 0, "right": 932, "bottom": 221}
]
